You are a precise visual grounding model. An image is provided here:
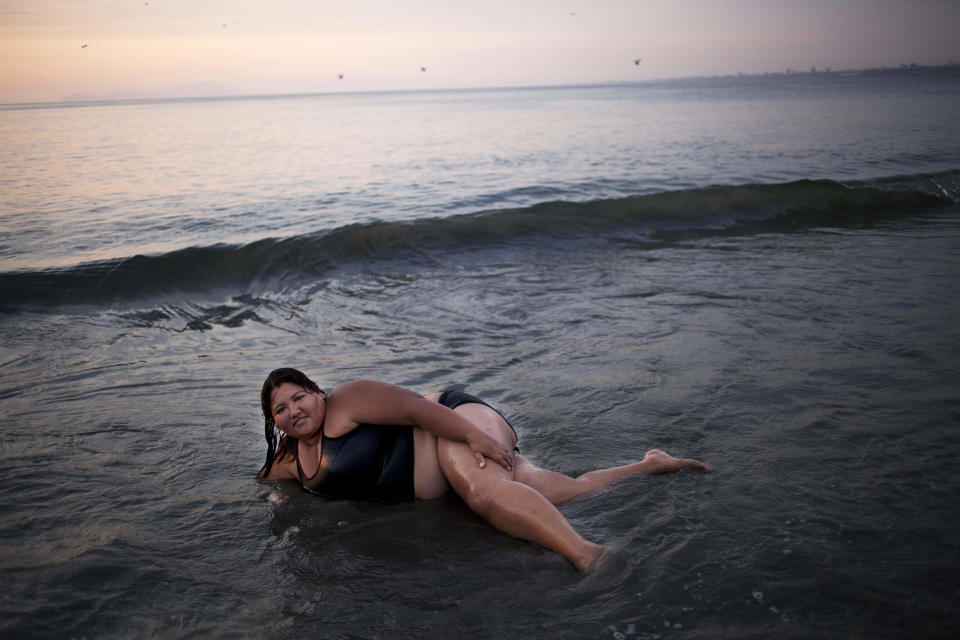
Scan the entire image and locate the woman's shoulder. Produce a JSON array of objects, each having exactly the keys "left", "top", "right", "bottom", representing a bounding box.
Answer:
[
  {"left": 328, "top": 379, "right": 423, "bottom": 403},
  {"left": 327, "top": 378, "right": 386, "bottom": 395},
  {"left": 325, "top": 379, "right": 428, "bottom": 433}
]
